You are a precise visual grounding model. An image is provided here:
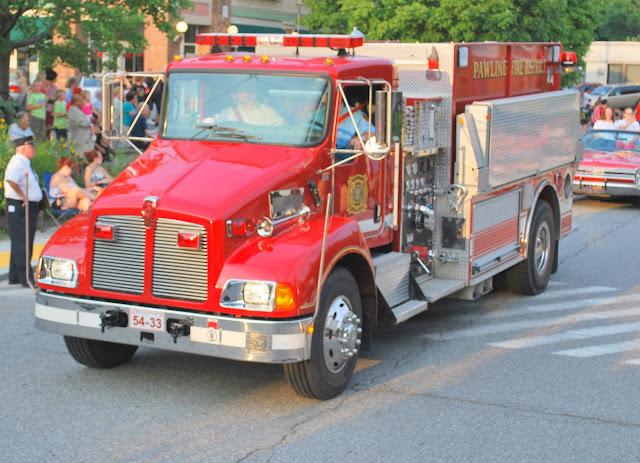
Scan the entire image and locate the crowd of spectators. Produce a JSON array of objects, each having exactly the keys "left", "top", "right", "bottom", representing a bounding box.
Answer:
[{"left": 4, "top": 69, "right": 163, "bottom": 215}]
